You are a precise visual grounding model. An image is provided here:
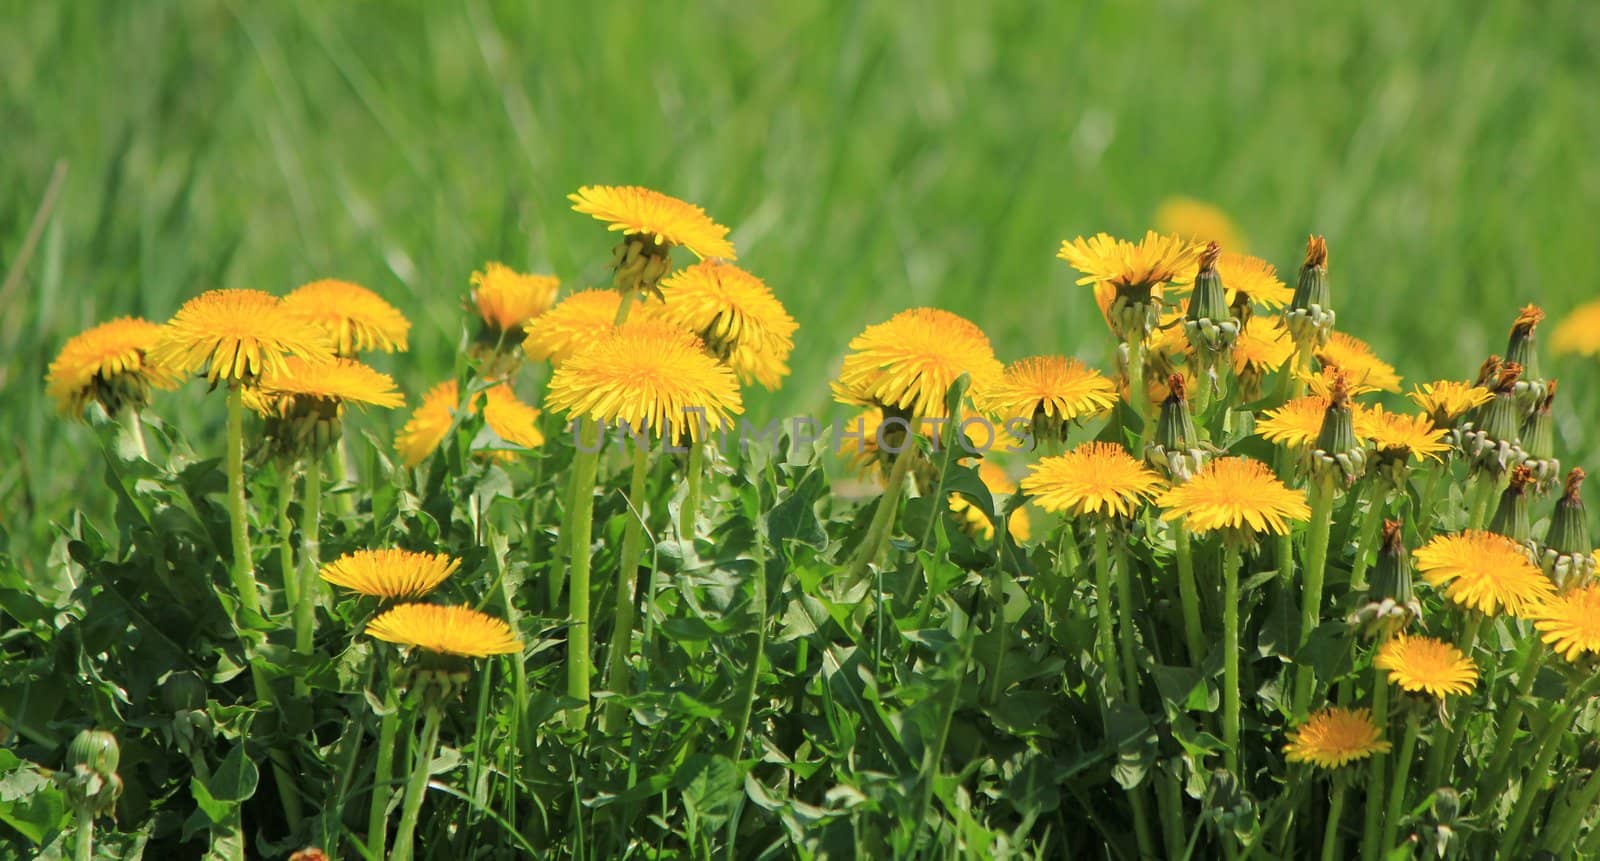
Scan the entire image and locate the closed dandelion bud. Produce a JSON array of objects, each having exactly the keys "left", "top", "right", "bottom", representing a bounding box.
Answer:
[
  {"left": 1146, "top": 374, "right": 1207, "bottom": 482},
  {"left": 1506, "top": 305, "right": 1547, "bottom": 409},
  {"left": 160, "top": 670, "right": 208, "bottom": 714},
  {"left": 1543, "top": 469, "right": 1594, "bottom": 586},
  {"left": 1285, "top": 235, "right": 1334, "bottom": 349},
  {"left": 1109, "top": 289, "right": 1162, "bottom": 345},
  {"left": 67, "top": 730, "right": 120, "bottom": 778},
  {"left": 1306, "top": 372, "right": 1366, "bottom": 485},
  {"left": 1351, "top": 519, "right": 1422, "bottom": 638},
  {"left": 1519, "top": 381, "right": 1560, "bottom": 491},
  {"left": 1184, "top": 244, "right": 1240, "bottom": 350},
  {"left": 1464, "top": 362, "right": 1526, "bottom": 476},
  {"left": 62, "top": 729, "right": 123, "bottom": 818},
  {"left": 1488, "top": 466, "right": 1535, "bottom": 544}
]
